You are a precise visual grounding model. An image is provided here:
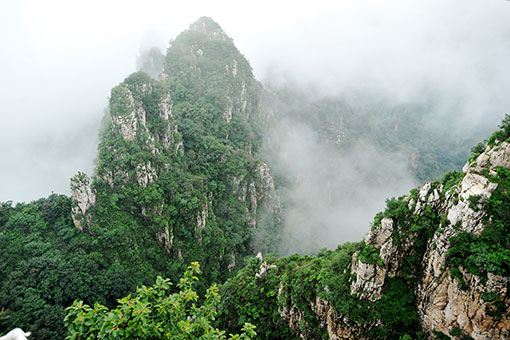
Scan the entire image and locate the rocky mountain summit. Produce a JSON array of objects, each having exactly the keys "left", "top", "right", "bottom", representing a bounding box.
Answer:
[{"left": 70, "top": 17, "right": 280, "bottom": 283}]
